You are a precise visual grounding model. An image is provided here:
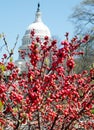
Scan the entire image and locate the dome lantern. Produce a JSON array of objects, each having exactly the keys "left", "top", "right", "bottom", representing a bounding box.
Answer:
[{"left": 35, "top": 3, "right": 42, "bottom": 22}]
